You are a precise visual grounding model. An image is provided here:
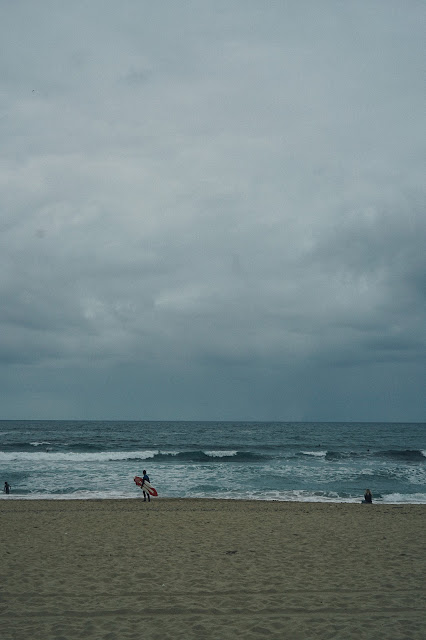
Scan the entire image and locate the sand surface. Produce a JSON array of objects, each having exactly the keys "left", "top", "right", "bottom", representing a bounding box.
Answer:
[{"left": 1, "top": 499, "right": 425, "bottom": 639}]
